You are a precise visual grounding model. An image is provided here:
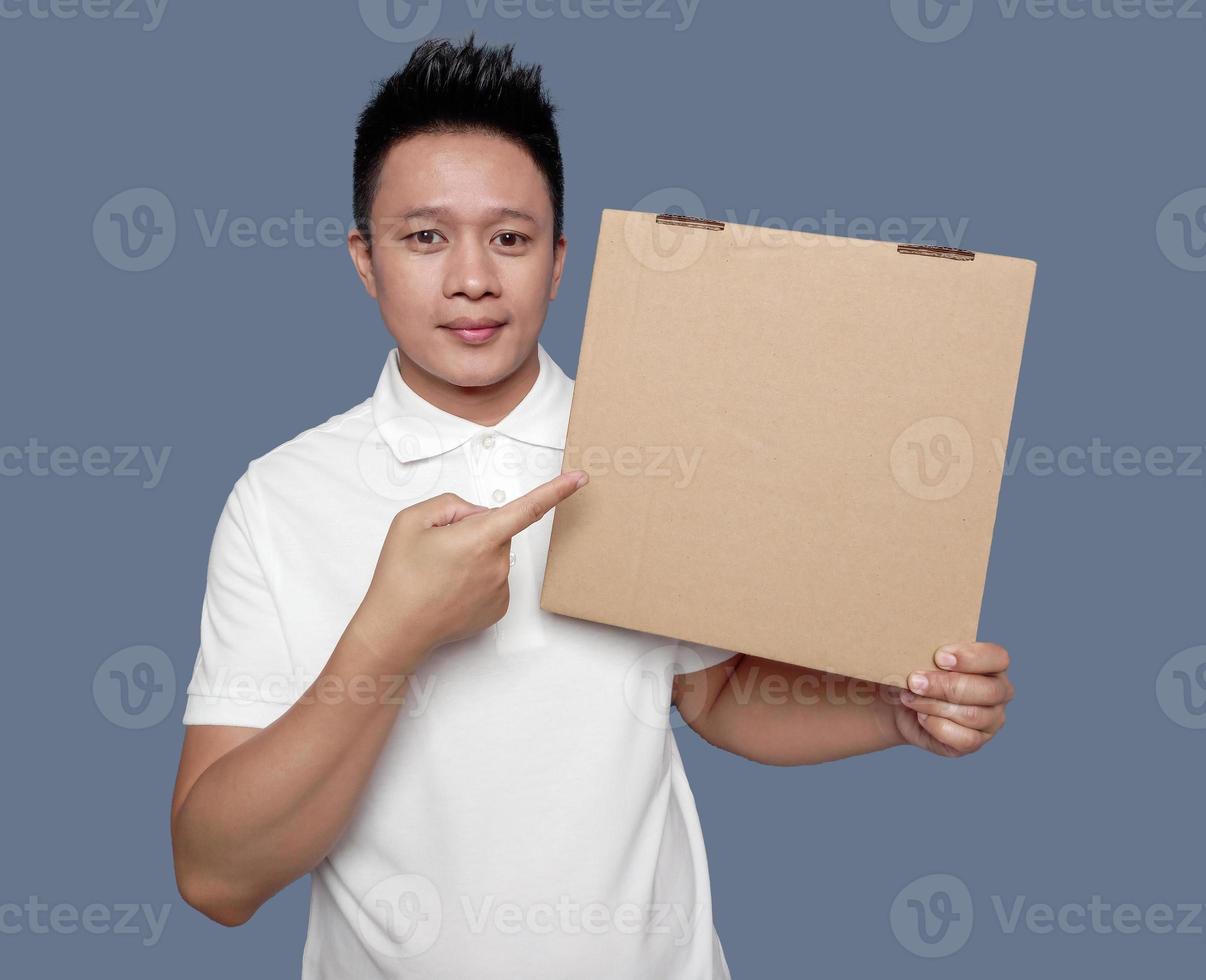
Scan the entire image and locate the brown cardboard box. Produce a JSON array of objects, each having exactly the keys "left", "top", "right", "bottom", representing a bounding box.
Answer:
[{"left": 540, "top": 208, "right": 1036, "bottom": 686}]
